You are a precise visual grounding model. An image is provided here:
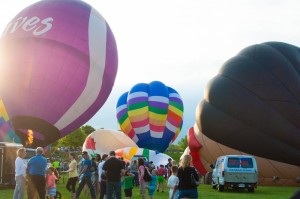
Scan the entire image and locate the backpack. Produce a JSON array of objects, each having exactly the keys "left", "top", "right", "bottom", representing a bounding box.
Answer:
[
  {"left": 143, "top": 167, "right": 152, "bottom": 182},
  {"left": 89, "top": 160, "right": 97, "bottom": 172}
]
